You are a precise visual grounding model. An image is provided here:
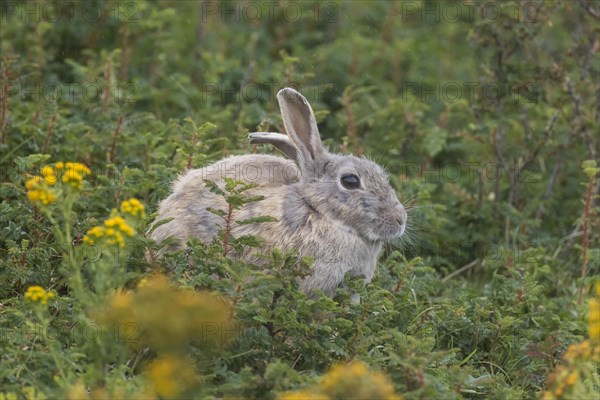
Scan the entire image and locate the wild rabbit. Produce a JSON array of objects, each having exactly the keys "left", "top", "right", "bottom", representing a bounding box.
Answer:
[{"left": 151, "top": 88, "right": 407, "bottom": 300}]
